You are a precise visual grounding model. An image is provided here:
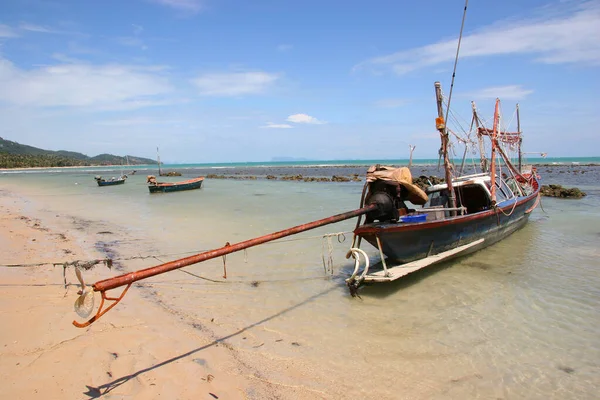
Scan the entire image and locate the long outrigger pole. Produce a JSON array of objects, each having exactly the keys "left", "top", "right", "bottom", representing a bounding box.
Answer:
[{"left": 73, "top": 204, "right": 378, "bottom": 328}]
